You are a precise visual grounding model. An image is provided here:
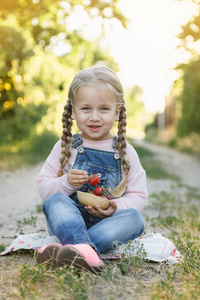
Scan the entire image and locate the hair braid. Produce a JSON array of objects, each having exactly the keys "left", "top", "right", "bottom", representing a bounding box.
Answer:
[
  {"left": 58, "top": 99, "right": 73, "bottom": 177},
  {"left": 117, "top": 105, "right": 130, "bottom": 175},
  {"left": 108, "top": 103, "right": 130, "bottom": 198}
]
